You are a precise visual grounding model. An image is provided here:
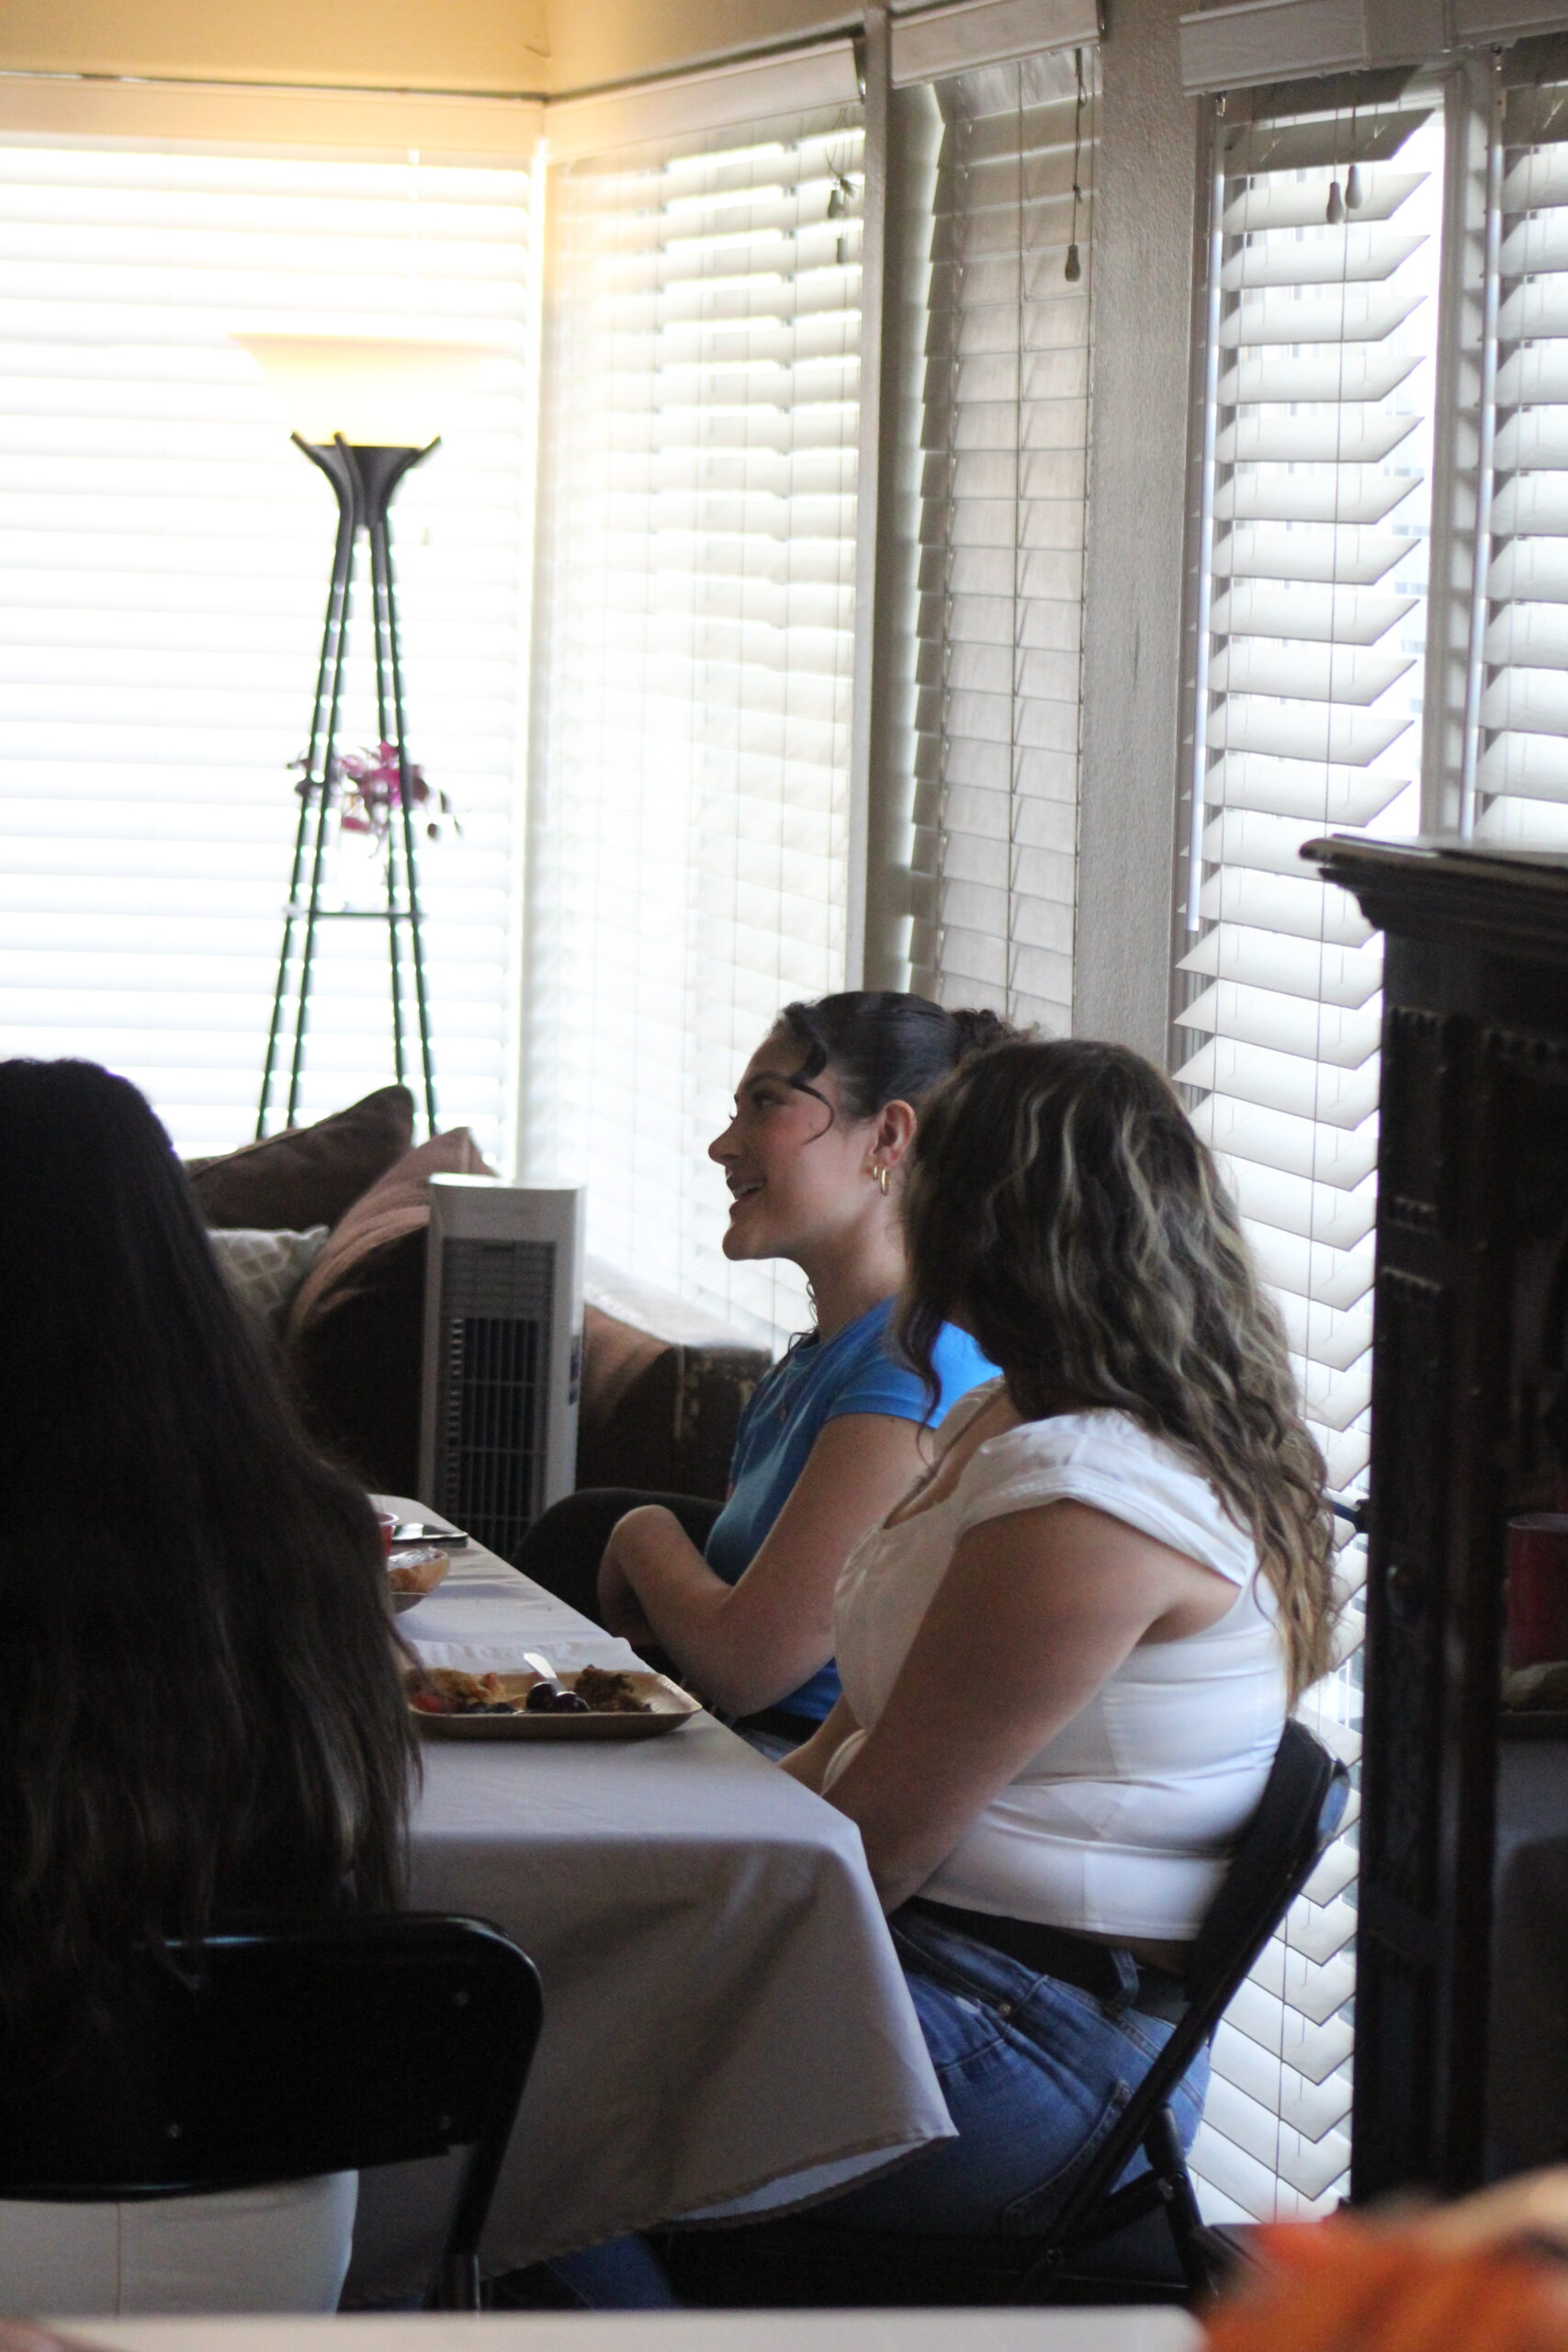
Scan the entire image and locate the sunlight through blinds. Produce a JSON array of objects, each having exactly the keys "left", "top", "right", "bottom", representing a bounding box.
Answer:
[
  {"left": 1175, "top": 78, "right": 1442, "bottom": 2222},
  {"left": 0, "top": 139, "right": 536, "bottom": 1163},
  {"left": 525, "top": 102, "right": 863, "bottom": 1346},
  {"left": 1468, "top": 41, "right": 1568, "bottom": 846},
  {"left": 910, "top": 48, "right": 1096, "bottom": 1034}
]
